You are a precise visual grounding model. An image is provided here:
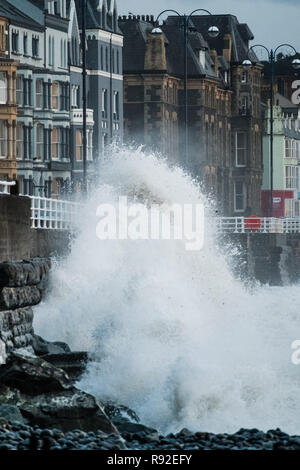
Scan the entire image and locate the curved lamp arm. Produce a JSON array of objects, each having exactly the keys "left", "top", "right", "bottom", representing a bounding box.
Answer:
[
  {"left": 274, "top": 43, "right": 297, "bottom": 56},
  {"left": 187, "top": 8, "right": 212, "bottom": 24},
  {"left": 154, "top": 9, "right": 182, "bottom": 26},
  {"left": 247, "top": 44, "right": 271, "bottom": 62}
]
